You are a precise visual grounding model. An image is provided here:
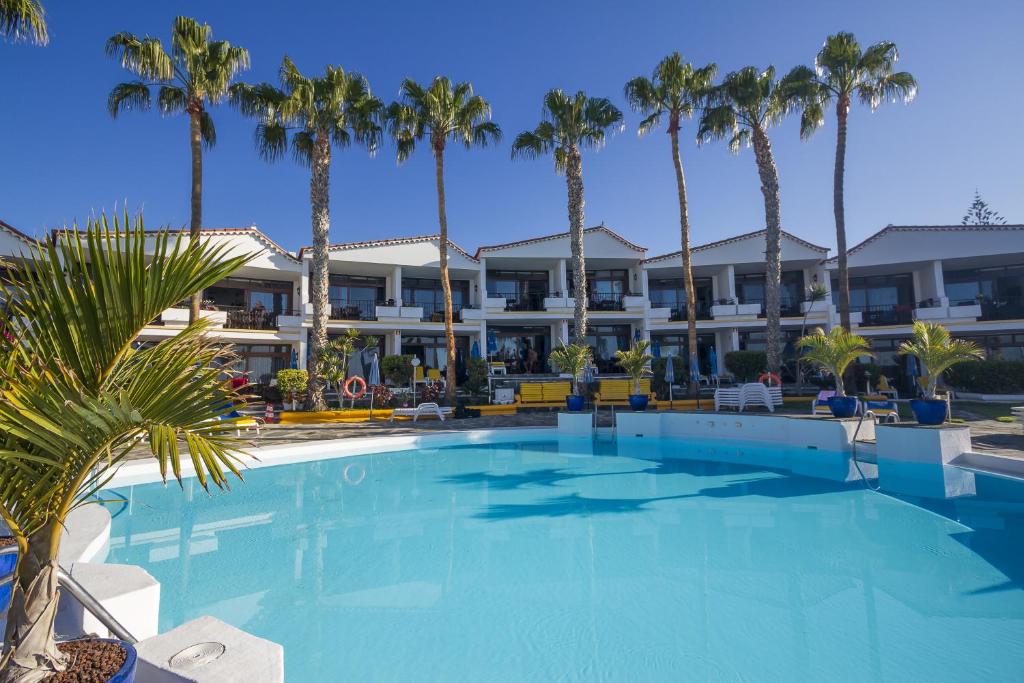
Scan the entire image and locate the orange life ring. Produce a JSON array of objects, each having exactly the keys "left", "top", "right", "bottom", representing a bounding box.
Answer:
[
  {"left": 758, "top": 372, "right": 782, "bottom": 386},
  {"left": 343, "top": 376, "right": 368, "bottom": 399}
]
